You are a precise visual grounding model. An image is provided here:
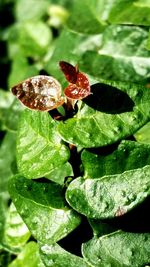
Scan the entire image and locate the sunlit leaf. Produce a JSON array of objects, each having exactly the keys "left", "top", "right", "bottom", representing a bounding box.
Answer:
[
  {"left": 82, "top": 231, "right": 150, "bottom": 267},
  {"left": 58, "top": 80, "right": 150, "bottom": 148},
  {"left": 8, "top": 242, "right": 45, "bottom": 267},
  {"left": 66, "top": 165, "right": 150, "bottom": 219},
  {"left": 17, "top": 110, "right": 70, "bottom": 178},
  {"left": 40, "top": 243, "right": 90, "bottom": 267},
  {"left": 80, "top": 25, "right": 150, "bottom": 83},
  {"left": 109, "top": 0, "right": 150, "bottom": 26},
  {"left": 9, "top": 175, "right": 81, "bottom": 244}
]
